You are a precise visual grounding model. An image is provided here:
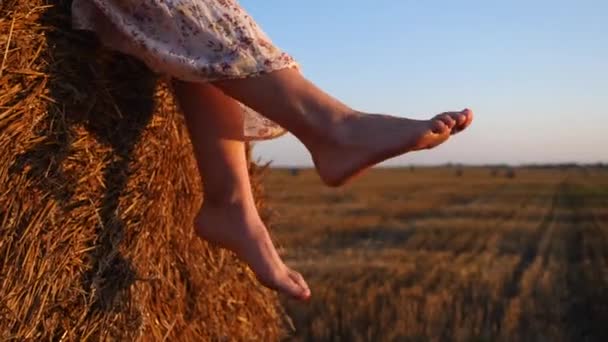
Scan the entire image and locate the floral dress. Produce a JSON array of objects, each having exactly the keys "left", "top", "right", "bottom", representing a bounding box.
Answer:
[{"left": 72, "top": 0, "right": 295, "bottom": 140}]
